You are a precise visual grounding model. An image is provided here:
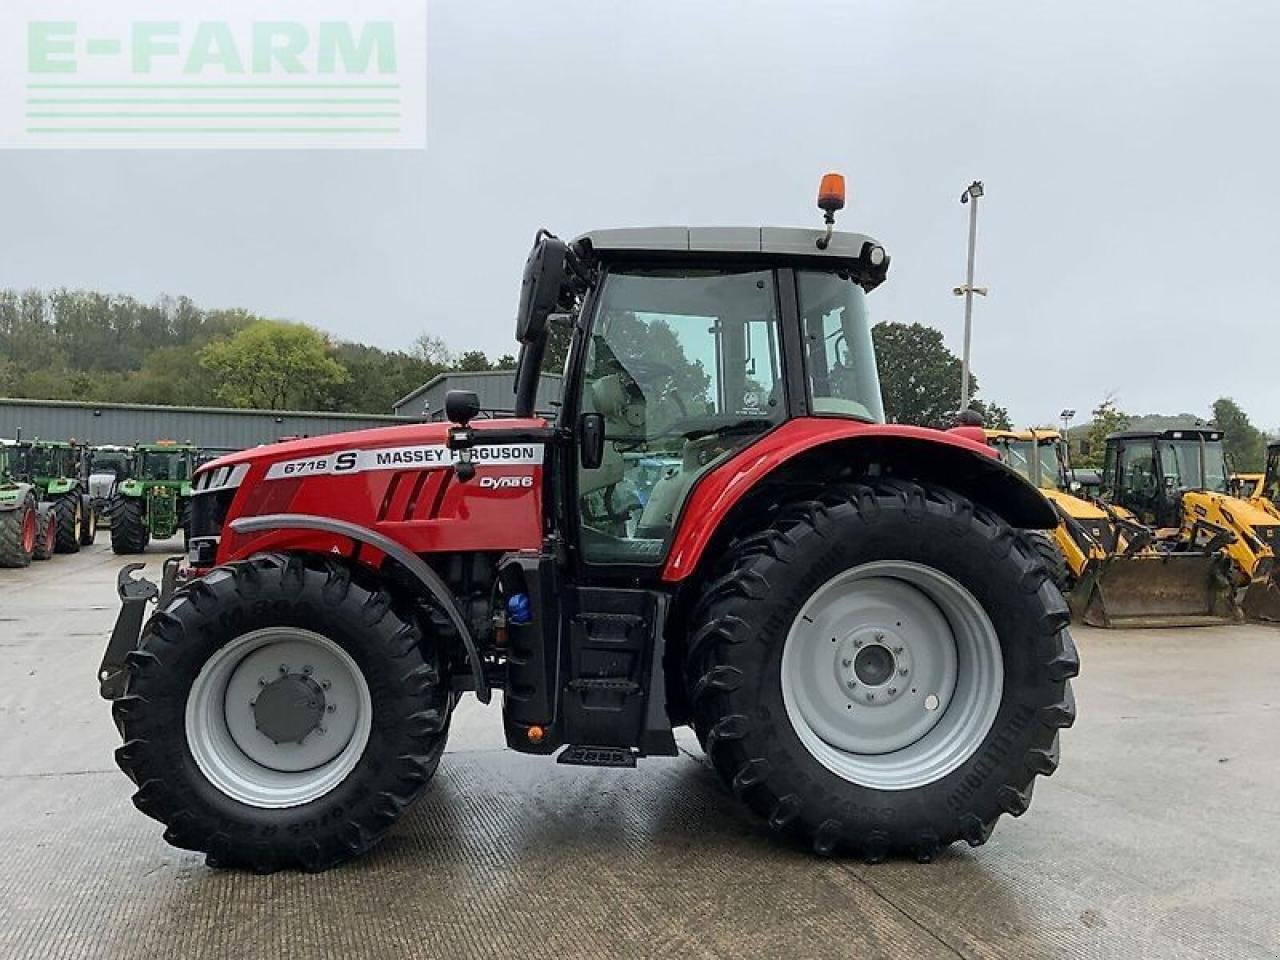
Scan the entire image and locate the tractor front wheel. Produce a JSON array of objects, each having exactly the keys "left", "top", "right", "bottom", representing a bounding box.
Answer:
[
  {"left": 0, "top": 493, "right": 38, "bottom": 568},
  {"left": 687, "top": 480, "right": 1079, "bottom": 861},
  {"left": 33, "top": 506, "right": 56, "bottom": 561},
  {"left": 79, "top": 494, "right": 98, "bottom": 546},
  {"left": 109, "top": 495, "right": 149, "bottom": 555},
  {"left": 112, "top": 553, "right": 451, "bottom": 872},
  {"left": 53, "top": 494, "right": 82, "bottom": 554}
]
